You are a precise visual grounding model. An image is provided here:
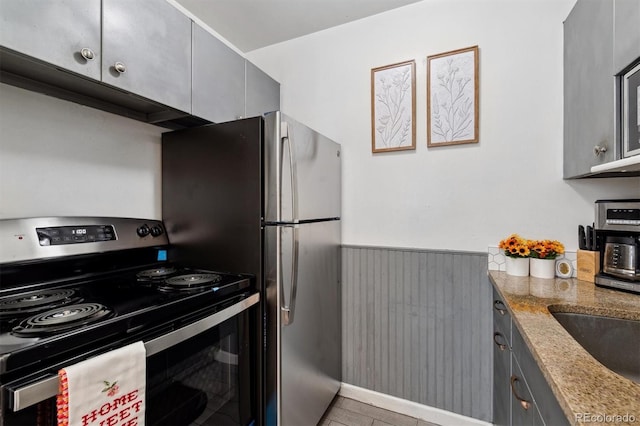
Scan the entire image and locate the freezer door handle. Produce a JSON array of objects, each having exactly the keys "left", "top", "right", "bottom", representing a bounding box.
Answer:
[
  {"left": 281, "top": 121, "right": 299, "bottom": 222},
  {"left": 281, "top": 224, "right": 299, "bottom": 326}
]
